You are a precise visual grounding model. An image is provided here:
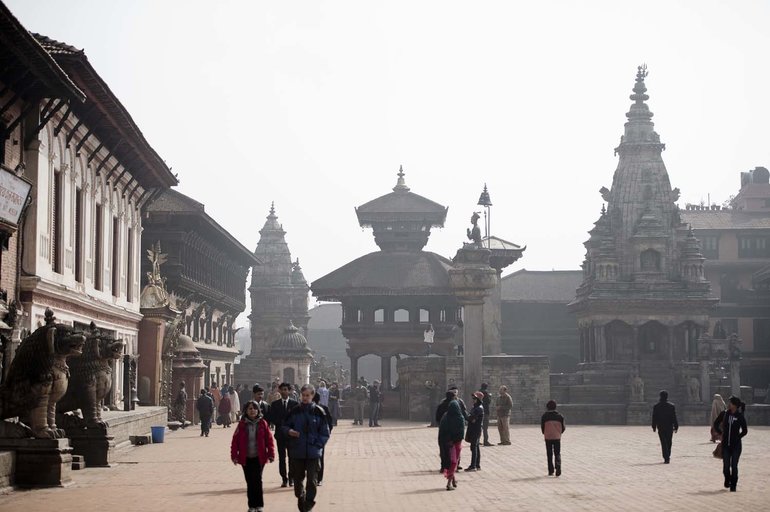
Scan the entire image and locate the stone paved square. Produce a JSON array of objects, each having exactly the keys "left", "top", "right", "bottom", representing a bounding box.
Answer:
[{"left": 1, "top": 421, "right": 769, "bottom": 512}]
